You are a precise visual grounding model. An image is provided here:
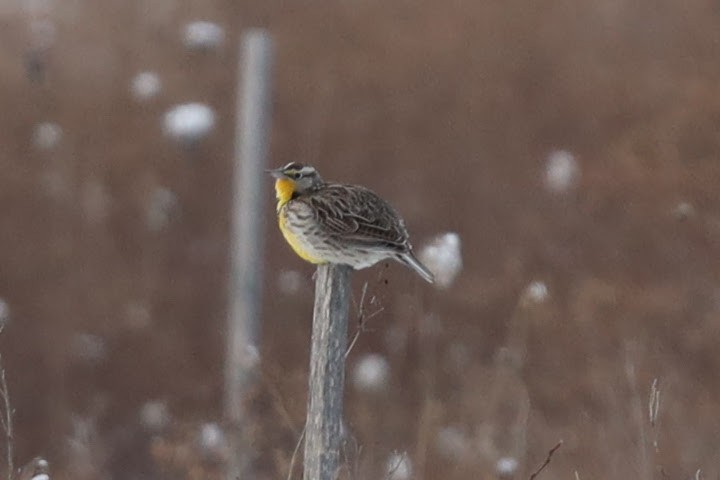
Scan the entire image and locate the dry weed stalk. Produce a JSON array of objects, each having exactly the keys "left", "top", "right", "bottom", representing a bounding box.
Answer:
[
  {"left": 0, "top": 332, "right": 14, "bottom": 480},
  {"left": 346, "top": 280, "right": 385, "bottom": 360},
  {"left": 286, "top": 427, "right": 305, "bottom": 480},
  {"left": 528, "top": 441, "right": 562, "bottom": 480},
  {"left": 383, "top": 451, "right": 409, "bottom": 480},
  {"left": 648, "top": 377, "right": 661, "bottom": 453},
  {"left": 341, "top": 435, "right": 362, "bottom": 480}
]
